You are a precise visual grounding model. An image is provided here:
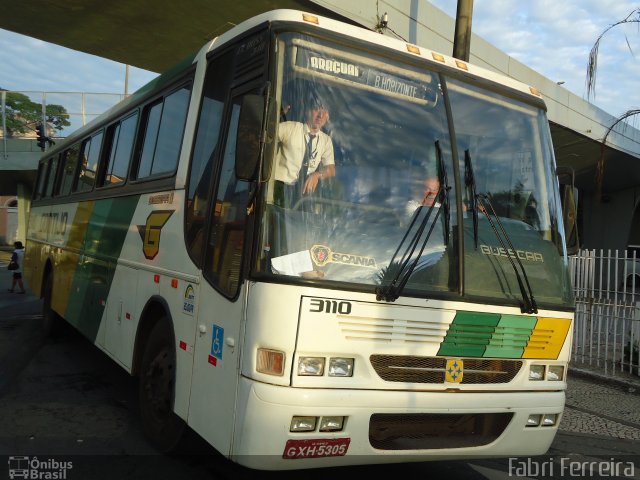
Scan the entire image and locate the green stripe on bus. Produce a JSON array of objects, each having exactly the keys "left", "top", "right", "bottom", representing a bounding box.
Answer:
[
  {"left": 65, "top": 196, "right": 140, "bottom": 340},
  {"left": 438, "top": 311, "right": 536, "bottom": 358}
]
